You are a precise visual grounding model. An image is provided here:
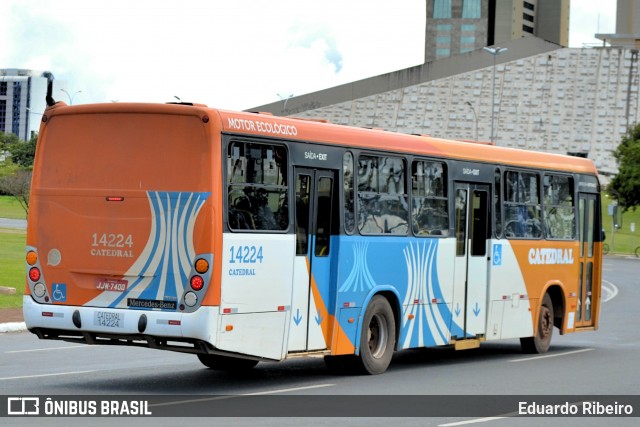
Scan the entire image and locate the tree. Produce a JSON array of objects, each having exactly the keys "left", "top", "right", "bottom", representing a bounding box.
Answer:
[
  {"left": 0, "top": 131, "right": 21, "bottom": 150},
  {"left": 0, "top": 169, "right": 31, "bottom": 214},
  {"left": 6, "top": 133, "right": 37, "bottom": 167},
  {"left": 609, "top": 123, "right": 640, "bottom": 211},
  {"left": 0, "top": 131, "right": 37, "bottom": 215}
]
